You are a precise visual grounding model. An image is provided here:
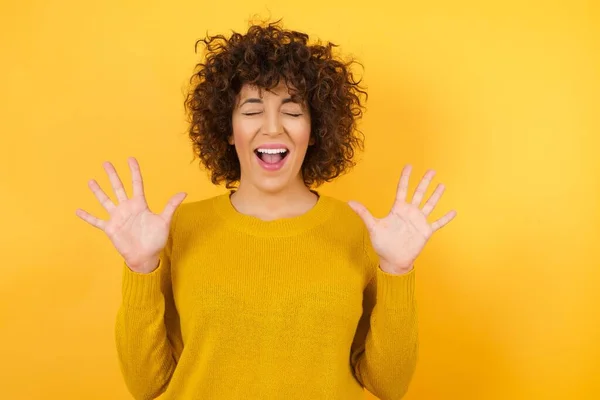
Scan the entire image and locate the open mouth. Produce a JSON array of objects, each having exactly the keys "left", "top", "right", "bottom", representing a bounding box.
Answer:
[{"left": 254, "top": 148, "right": 289, "bottom": 165}]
